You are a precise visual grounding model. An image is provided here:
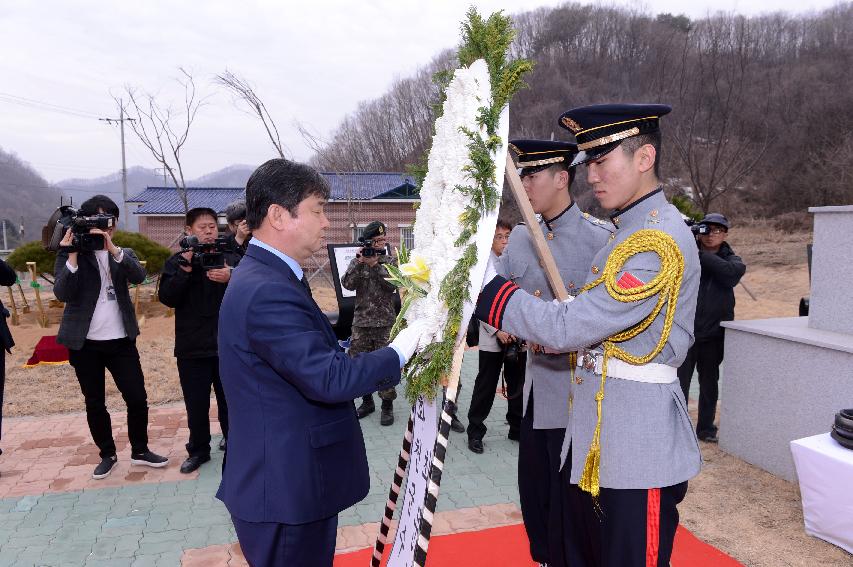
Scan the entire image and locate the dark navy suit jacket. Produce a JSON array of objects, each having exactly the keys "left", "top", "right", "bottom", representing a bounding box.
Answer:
[{"left": 216, "top": 244, "right": 401, "bottom": 525}]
